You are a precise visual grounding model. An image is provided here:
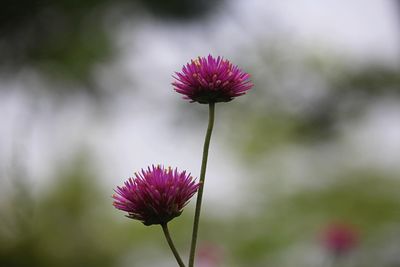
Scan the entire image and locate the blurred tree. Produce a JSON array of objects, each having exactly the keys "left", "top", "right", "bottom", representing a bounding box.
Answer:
[
  {"left": 0, "top": 0, "right": 222, "bottom": 87},
  {"left": 0, "top": 155, "right": 132, "bottom": 267}
]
